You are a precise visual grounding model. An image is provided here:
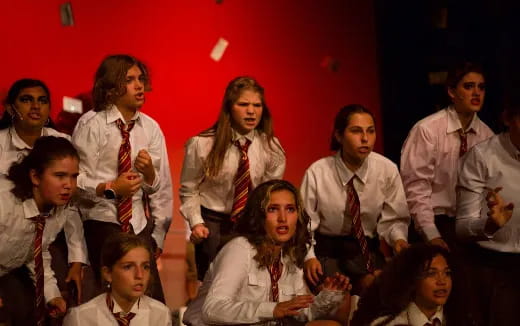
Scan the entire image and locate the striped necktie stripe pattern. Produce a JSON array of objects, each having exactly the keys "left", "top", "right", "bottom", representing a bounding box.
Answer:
[
  {"left": 346, "top": 178, "right": 374, "bottom": 273},
  {"left": 32, "top": 214, "right": 47, "bottom": 326},
  {"left": 116, "top": 119, "right": 136, "bottom": 233},
  {"left": 230, "top": 139, "right": 252, "bottom": 222}
]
